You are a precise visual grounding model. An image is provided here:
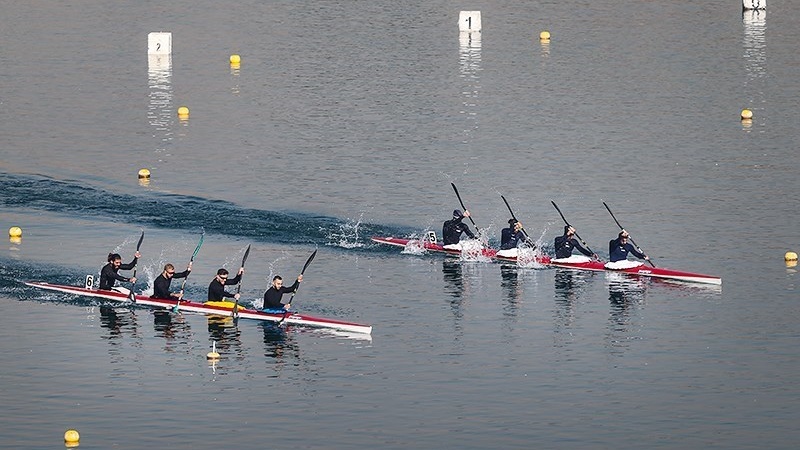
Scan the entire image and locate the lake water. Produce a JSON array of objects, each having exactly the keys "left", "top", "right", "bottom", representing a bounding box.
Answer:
[{"left": 1, "top": 1, "right": 799, "bottom": 449}]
